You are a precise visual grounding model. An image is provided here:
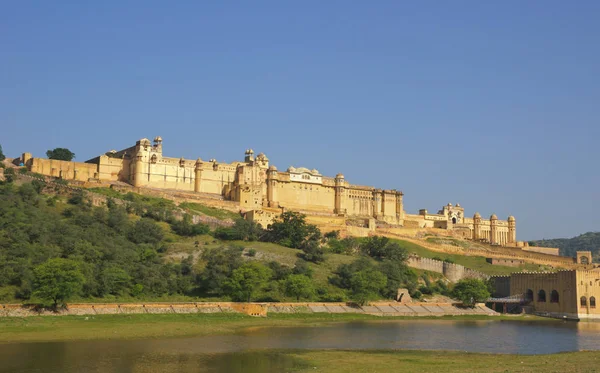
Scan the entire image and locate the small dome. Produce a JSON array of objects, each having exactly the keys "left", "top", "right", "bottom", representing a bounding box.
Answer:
[
  {"left": 456, "top": 203, "right": 461, "bottom": 207},
  {"left": 490, "top": 214, "right": 498, "bottom": 220},
  {"left": 268, "top": 165, "right": 278, "bottom": 171},
  {"left": 195, "top": 157, "right": 203, "bottom": 164},
  {"left": 448, "top": 203, "right": 453, "bottom": 207},
  {"left": 474, "top": 212, "right": 481, "bottom": 218},
  {"left": 336, "top": 173, "right": 345, "bottom": 179},
  {"left": 248, "top": 149, "right": 254, "bottom": 154},
  {"left": 508, "top": 215, "right": 516, "bottom": 222},
  {"left": 154, "top": 136, "right": 162, "bottom": 143},
  {"left": 139, "top": 138, "right": 151, "bottom": 145}
]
